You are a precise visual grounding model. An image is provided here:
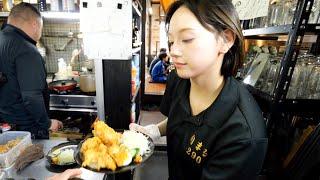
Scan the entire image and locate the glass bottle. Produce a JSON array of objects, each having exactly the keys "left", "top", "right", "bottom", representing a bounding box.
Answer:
[
  {"left": 268, "top": 1, "right": 278, "bottom": 26},
  {"left": 269, "top": 0, "right": 284, "bottom": 26},
  {"left": 38, "top": 0, "right": 47, "bottom": 12},
  {"left": 309, "top": 0, "right": 320, "bottom": 24},
  {"left": 282, "top": 0, "right": 294, "bottom": 25},
  {"left": 305, "top": 59, "right": 320, "bottom": 99}
]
